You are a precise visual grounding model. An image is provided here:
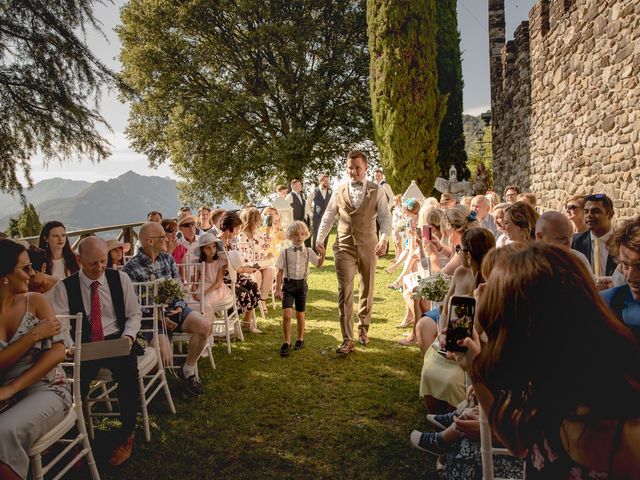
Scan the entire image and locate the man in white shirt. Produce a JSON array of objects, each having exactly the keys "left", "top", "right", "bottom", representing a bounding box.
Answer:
[
  {"left": 316, "top": 150, "right": 392, "bottom": 353},
  {"left": 471, "top": 195, "right": 498, "bottom": 237},
  {"left": 50, "top": 237, "right": 142, "bottom": 466},
  {"left": 305, "top": 174, "right": 332, "bottom": 250}
]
